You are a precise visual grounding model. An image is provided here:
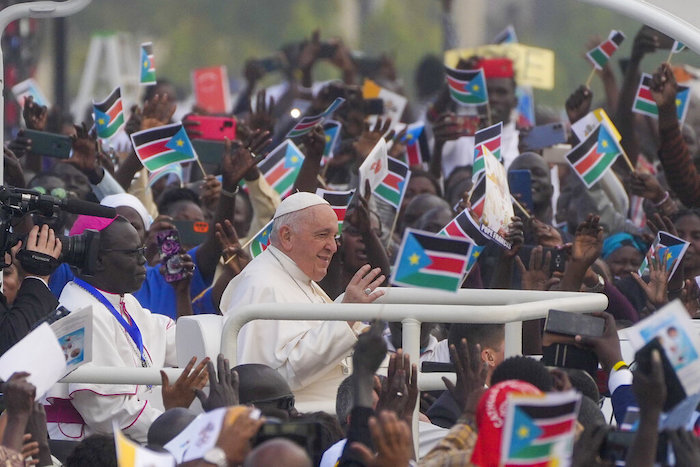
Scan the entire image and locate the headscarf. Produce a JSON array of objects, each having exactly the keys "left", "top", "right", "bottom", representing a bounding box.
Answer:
[
  {"left": 601, "top": 232, "right": 647, "bottom": 259},
  {"left": 101, "top": 193, "right": 153, "bottom": 231},
  {"left": 470, "top": 380, "right": 542, "bottom": 467}
]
